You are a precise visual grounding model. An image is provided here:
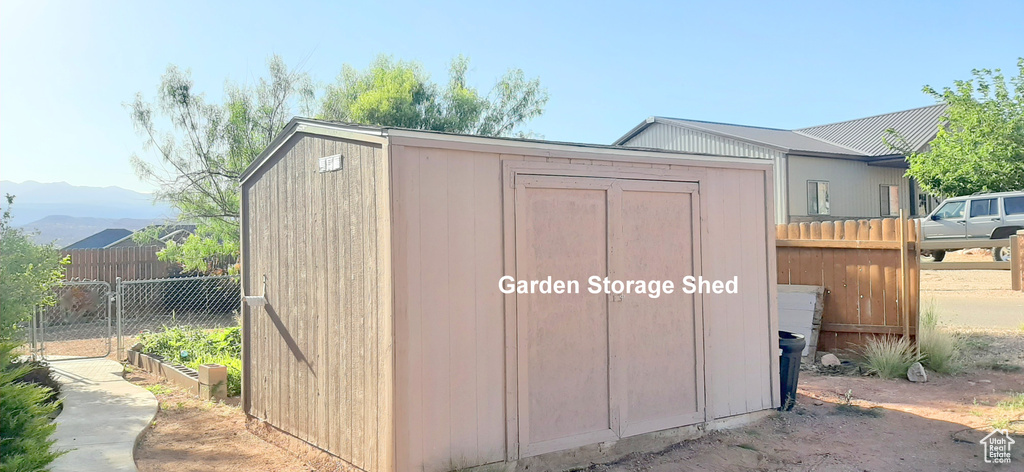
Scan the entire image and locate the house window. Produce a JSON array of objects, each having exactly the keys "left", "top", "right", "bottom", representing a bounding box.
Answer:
[
  {"left": 970, "top": 198, "right": 998, "bottom": 218},
  {"left": 880, "top": 185, "right": 900, "bottom": 216},
  {"left": 807, "top": 181, "right": 830, "bottom": 215}
]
